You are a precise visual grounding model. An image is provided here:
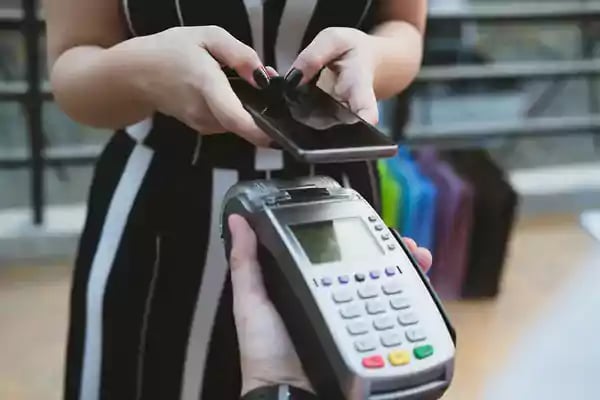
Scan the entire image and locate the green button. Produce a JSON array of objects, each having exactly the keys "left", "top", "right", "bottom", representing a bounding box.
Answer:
[{"left": 413, "top": 344, "right": 434, "bottom": 360}]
